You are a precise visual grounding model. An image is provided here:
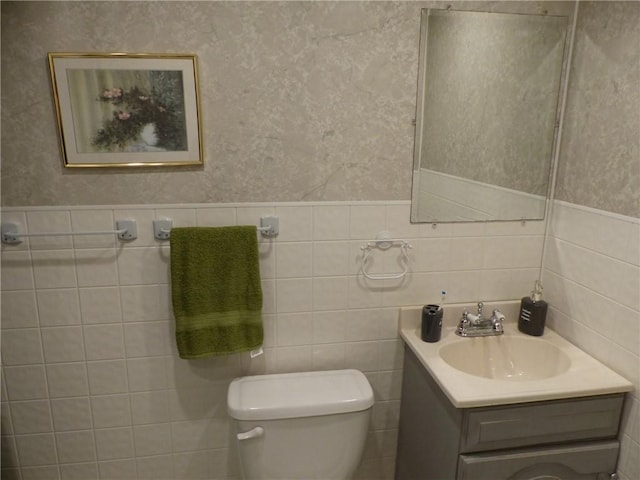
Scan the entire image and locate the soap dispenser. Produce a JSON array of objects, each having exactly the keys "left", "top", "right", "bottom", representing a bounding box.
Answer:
[{"left": 518, "top": 280, "right": 548, "bottom": 336}]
